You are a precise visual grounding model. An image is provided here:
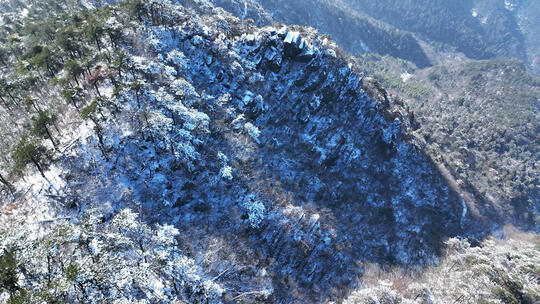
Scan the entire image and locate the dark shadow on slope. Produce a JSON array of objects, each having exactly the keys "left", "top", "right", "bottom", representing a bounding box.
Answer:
[{"left": 154, "top": 25, "right": 497, "bottom": 302}]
